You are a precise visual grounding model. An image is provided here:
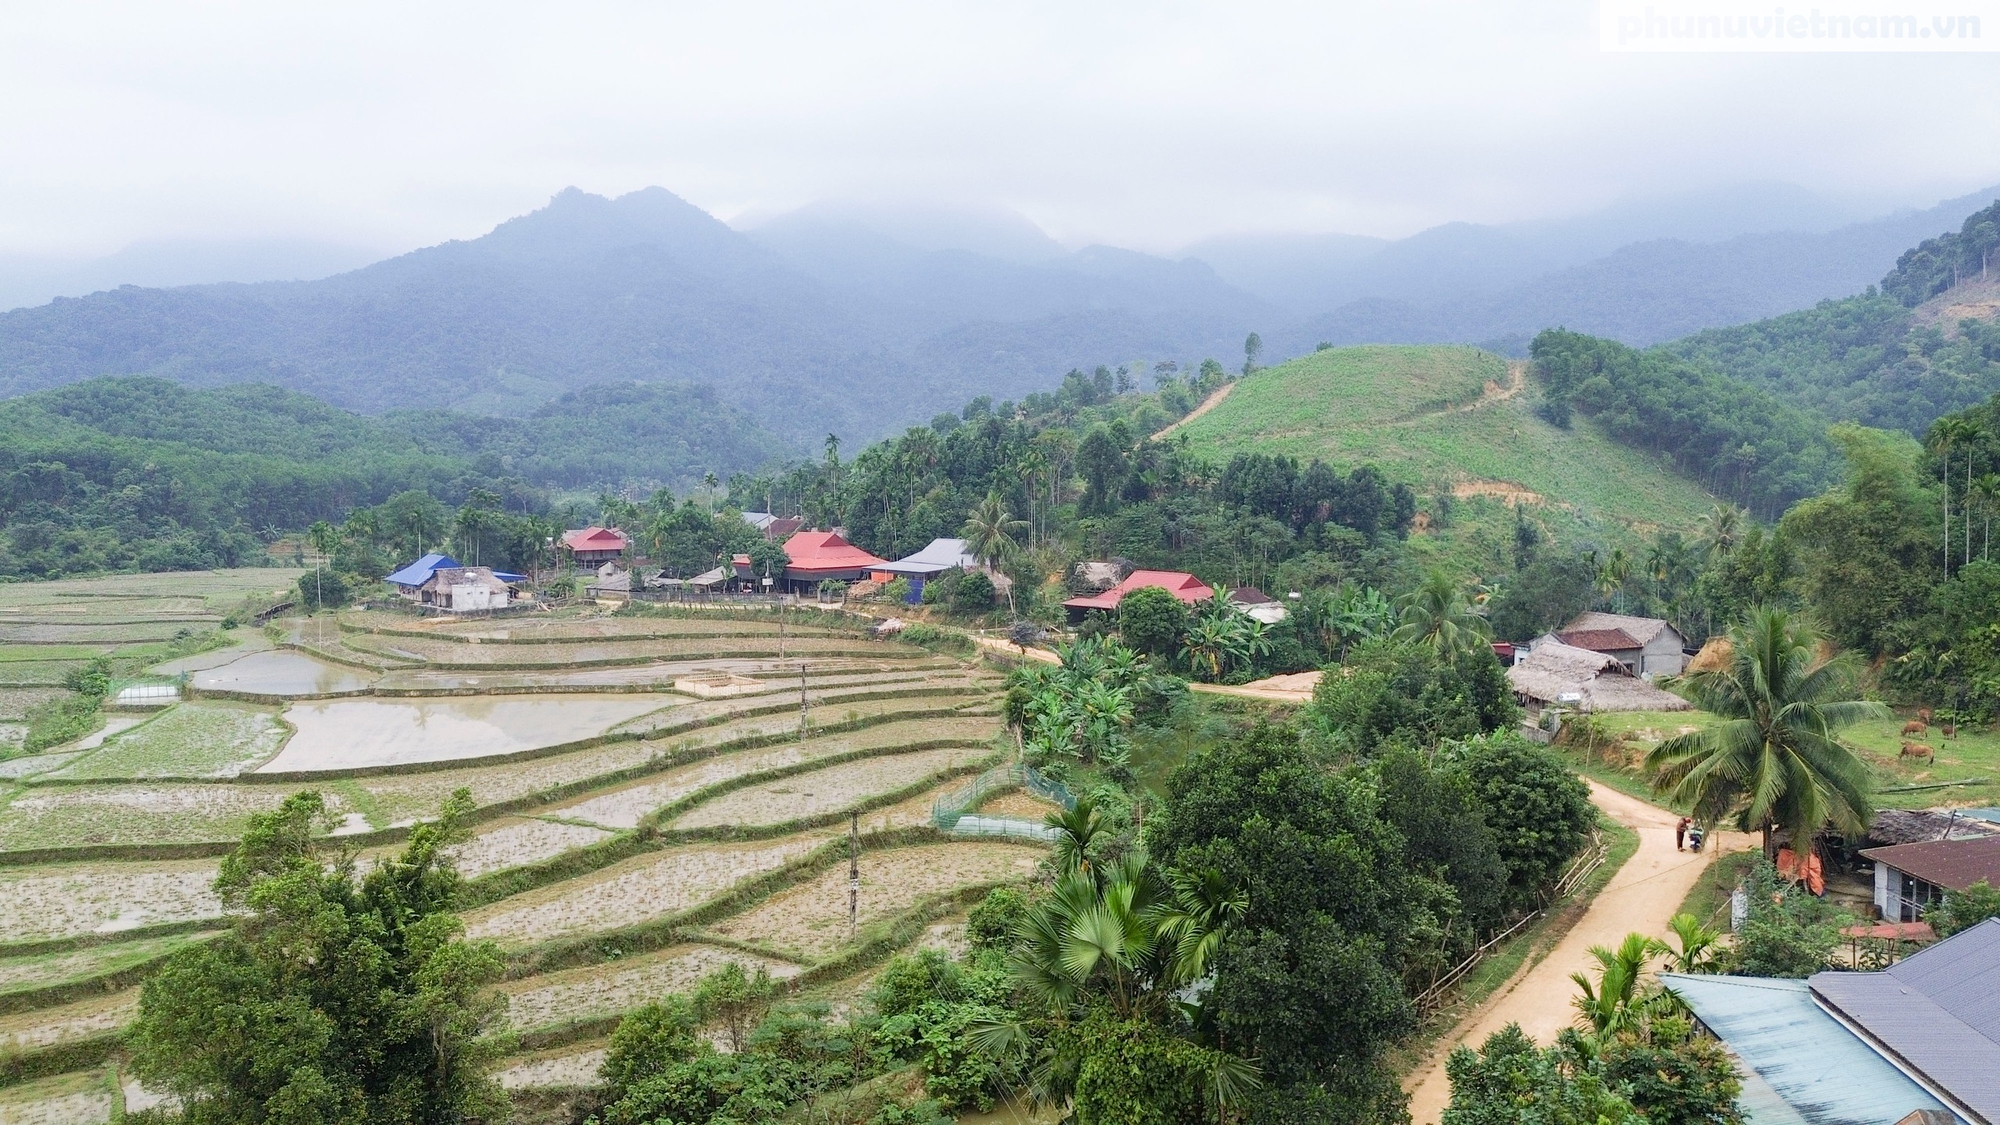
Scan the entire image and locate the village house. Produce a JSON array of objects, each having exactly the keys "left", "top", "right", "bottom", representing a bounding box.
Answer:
[
  {"left": 777, "top": 530, "right": 888, "bottom": 595},
  {"left": 740, "top": 512, "right": 804, "bottom": 542},
  {"left": 560, "top": 526, "right": 630, "bottom": 568},
  {"left": 385, "top": 553, "right": 525, "bottom": 613},
  {"left": 869, "top": 538, "right": 1010, "bottom": 603},
  {"left": 1862, "top": 832, "right": 2000, "bottom": 923},
  {"left": 1062, "top": 569, "right": 1212, "bottom": 623},
  {"left": 1505, "top": 640, "right": 1691, "bottom": 714},
  {"left": 1534, "top": 611, "right": 1690, "bottom": 678},
  {"left": 1226, "top": 586, "right": 1289, "bottom": 625},
  {"left": 1667, "top": 918, "right": 2000, "bottom": 1125}
]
